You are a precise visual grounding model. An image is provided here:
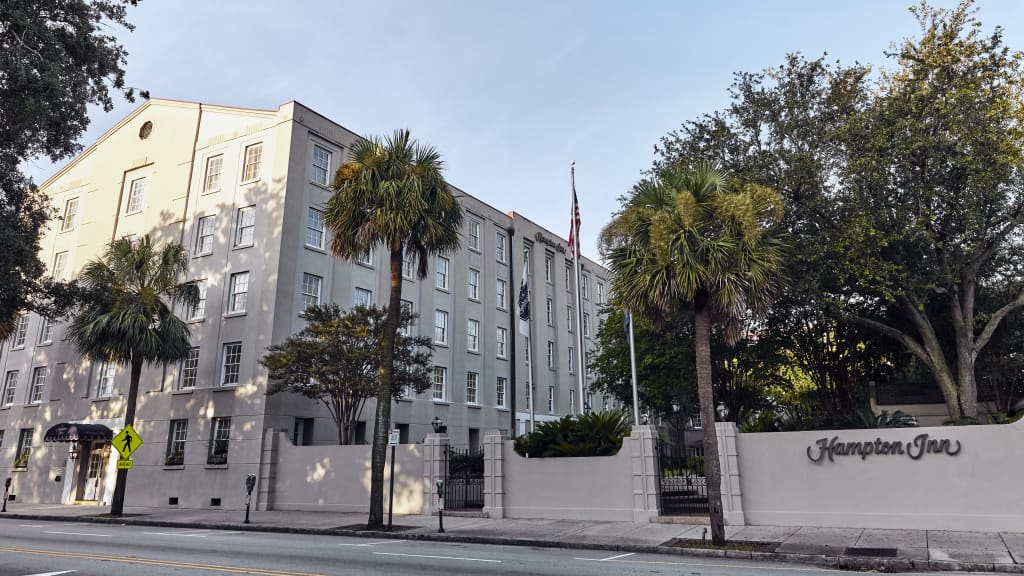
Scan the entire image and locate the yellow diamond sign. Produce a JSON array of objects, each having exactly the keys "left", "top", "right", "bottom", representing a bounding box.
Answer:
[{"left": 112, "top": 424, "right": 143, "bottom": 459}]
